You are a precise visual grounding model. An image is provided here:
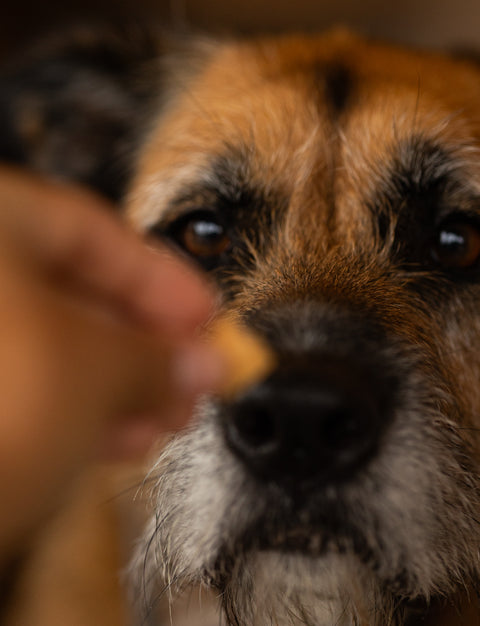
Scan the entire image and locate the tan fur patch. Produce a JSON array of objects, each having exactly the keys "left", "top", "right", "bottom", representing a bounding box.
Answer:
[{"left": 129, "top": 30, "right": 480, "bottom": 626}]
